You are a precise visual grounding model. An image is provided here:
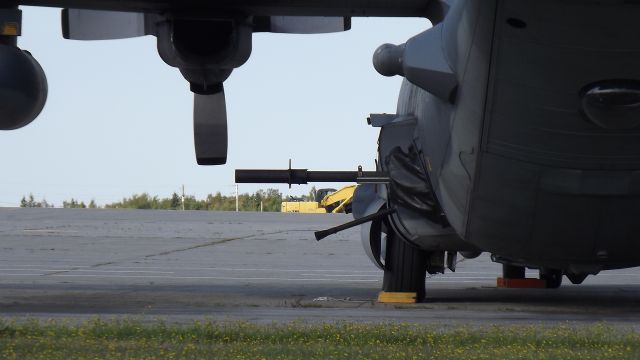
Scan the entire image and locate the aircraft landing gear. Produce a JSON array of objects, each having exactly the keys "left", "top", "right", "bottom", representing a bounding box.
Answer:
[
  {"left": 502, "top": 264, "right": 525, "bottom": 279},
  {"left": 539, "top": 268, "right": 563, "bottom": 288},
  {"left": 498, "top": 264, "right": 563, "bottom": 288},
  {"left": 380, "top": 232, "right": 428, "bottom": 303}
]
